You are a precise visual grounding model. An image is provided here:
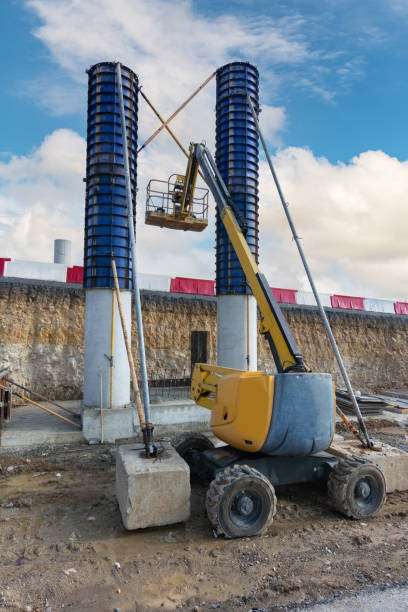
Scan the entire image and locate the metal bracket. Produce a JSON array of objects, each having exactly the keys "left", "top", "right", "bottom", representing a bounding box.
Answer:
[{"left": 104, "top": 354, "right": 114, "bottom": 367}]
